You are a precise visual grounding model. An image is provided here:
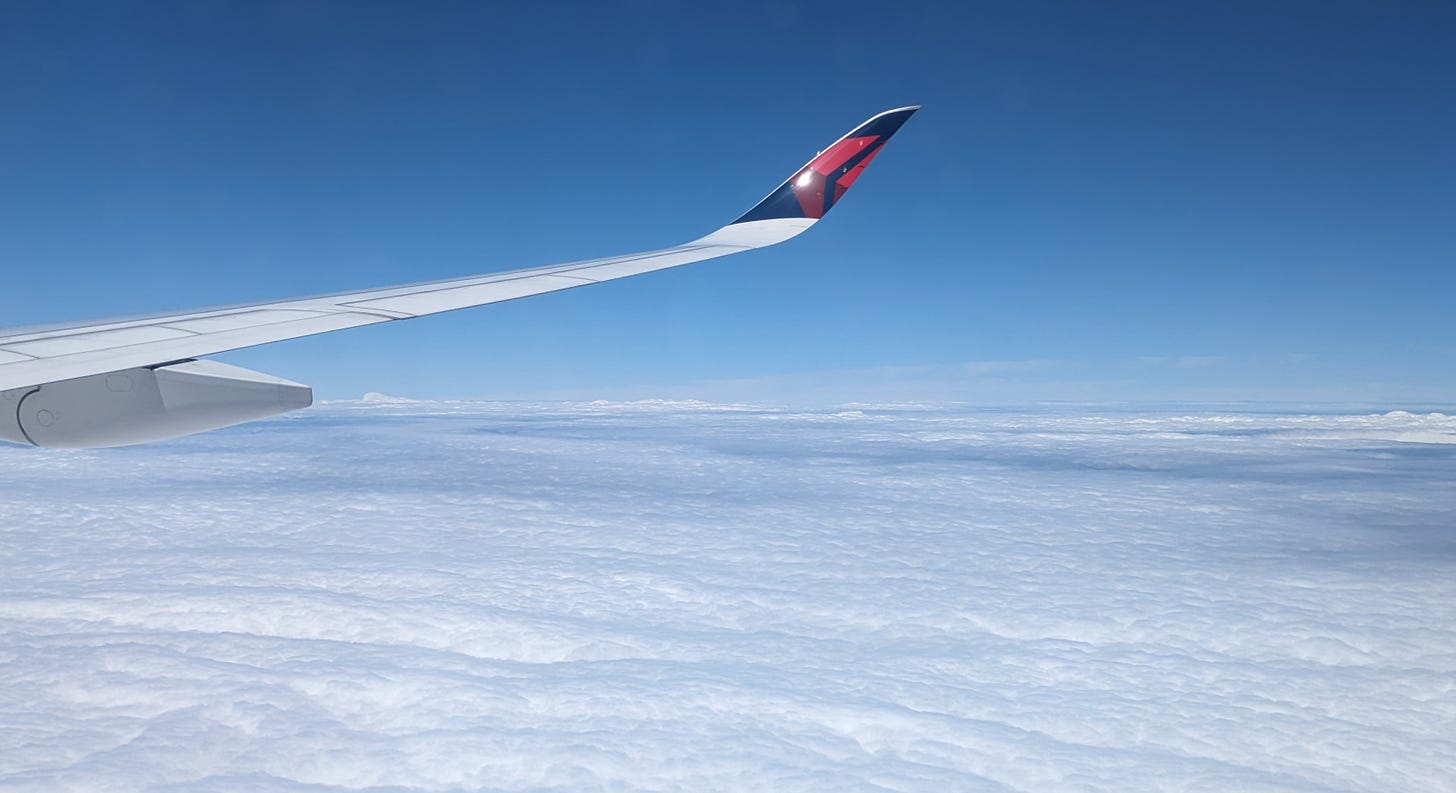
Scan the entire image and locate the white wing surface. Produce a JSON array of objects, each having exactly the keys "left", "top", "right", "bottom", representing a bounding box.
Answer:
[{"left": 0, "top": 106, "right": 917, "bottom": 447}]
